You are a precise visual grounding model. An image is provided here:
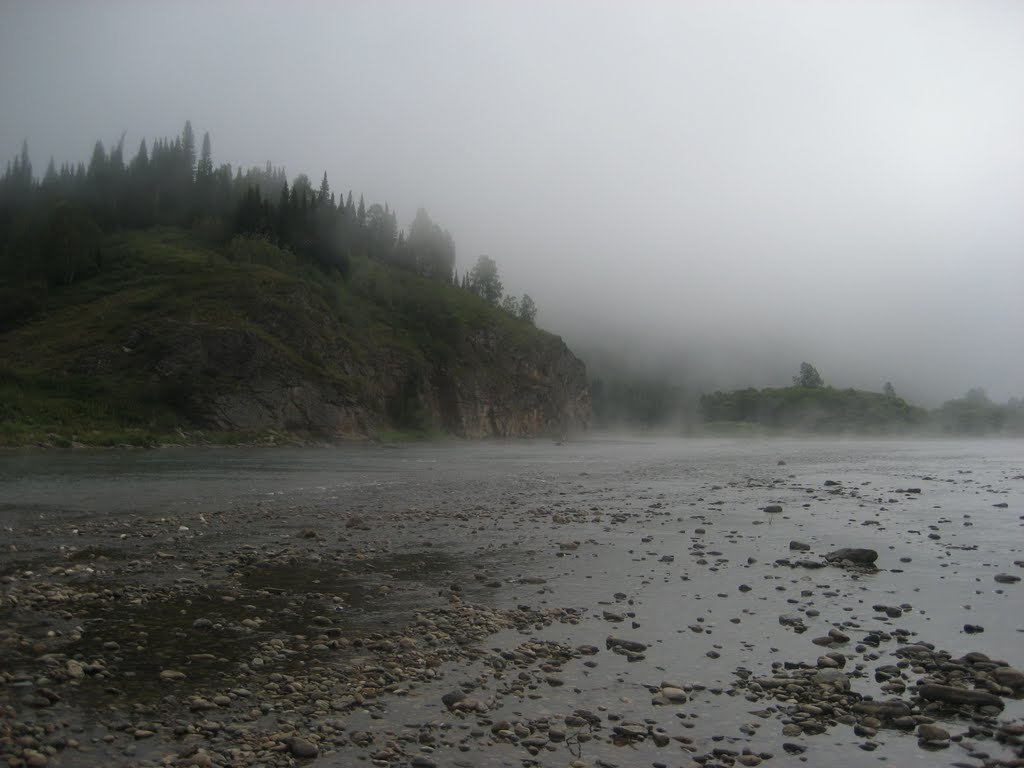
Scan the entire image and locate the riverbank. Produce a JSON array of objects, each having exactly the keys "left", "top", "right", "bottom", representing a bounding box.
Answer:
[{"left": 1, "top": 438, "right": 1022, "bottom": 767}]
